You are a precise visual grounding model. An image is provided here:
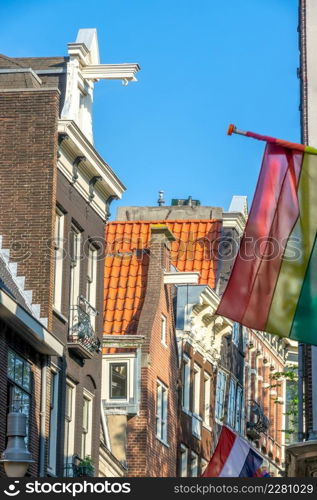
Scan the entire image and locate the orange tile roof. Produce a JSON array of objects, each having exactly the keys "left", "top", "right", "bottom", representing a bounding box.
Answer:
[{"left": 104, "top": 219, "right": 222, "bottom": 336}]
